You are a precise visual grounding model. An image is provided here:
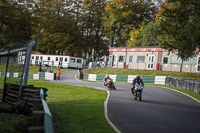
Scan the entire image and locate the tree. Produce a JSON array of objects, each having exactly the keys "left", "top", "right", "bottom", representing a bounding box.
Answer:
[
  {"left": 81, "top": 0, "right": 107, "bottom": 61},
  {"left": 31, "top": 0, "right": 78, "bottom": 55},
  {"left": 159, "top": 0, "right": 200, "bottom": 71},
  {"left": 0, "top": 0, "right": 32, "bottom": 48},
  {"left": 127, "top": 22, "right": 160, "bottom": 47},
  {"left": 103, "top": 0, "right": 157, "bottom": 47}
]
